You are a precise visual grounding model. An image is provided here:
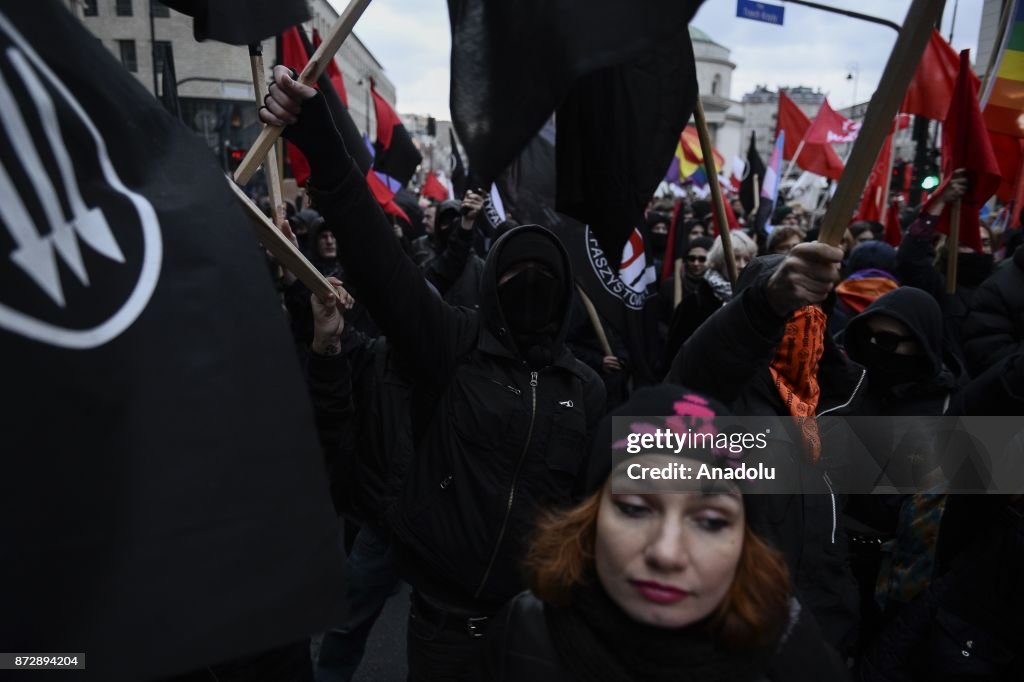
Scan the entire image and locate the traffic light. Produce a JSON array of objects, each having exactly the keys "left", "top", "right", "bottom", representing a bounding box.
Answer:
[
  {"left": 919, "top": 148, "right": 940, "bottom": 191},
  {"left": 890, "top": 161, "right": 905, "bottom": 192},
  {"left": 921, "top": 173, "right": 940, "bottom": 191},
  {"left": 226, "top": 144, "right": 245, "bottom": 172}
]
